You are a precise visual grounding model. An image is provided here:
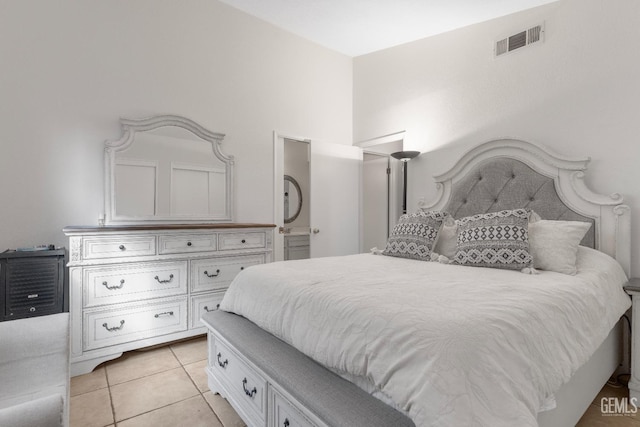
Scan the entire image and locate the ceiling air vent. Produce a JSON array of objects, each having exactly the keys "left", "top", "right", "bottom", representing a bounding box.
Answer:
[{"left": 495, "top": 23, "right": 544, "bottom": 57}]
